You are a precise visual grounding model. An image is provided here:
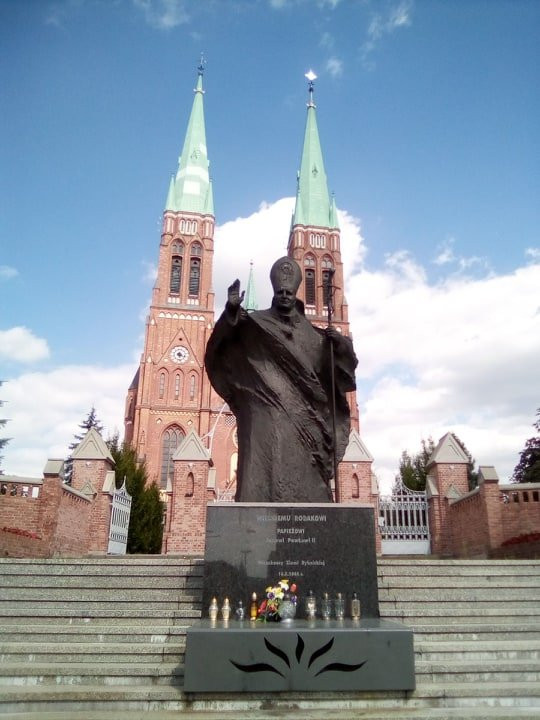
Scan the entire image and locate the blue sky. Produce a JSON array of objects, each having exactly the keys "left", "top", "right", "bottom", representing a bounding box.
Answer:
[{"left": 1, "top": 0, "right": 539, "bottom": 490}]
